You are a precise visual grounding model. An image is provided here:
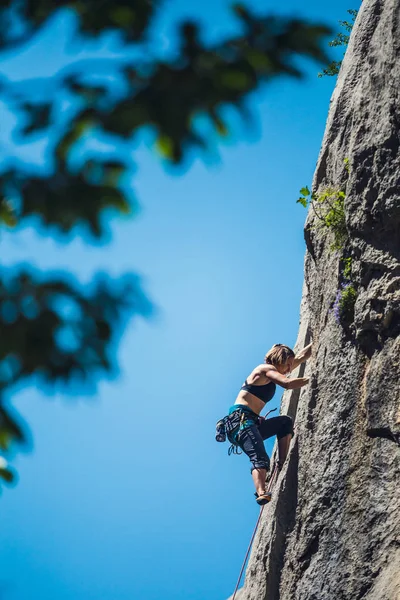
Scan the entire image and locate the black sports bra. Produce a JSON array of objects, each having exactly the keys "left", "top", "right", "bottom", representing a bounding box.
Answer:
[{"left": 241, "top": 379, "right": 276, "bottom": 404}]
